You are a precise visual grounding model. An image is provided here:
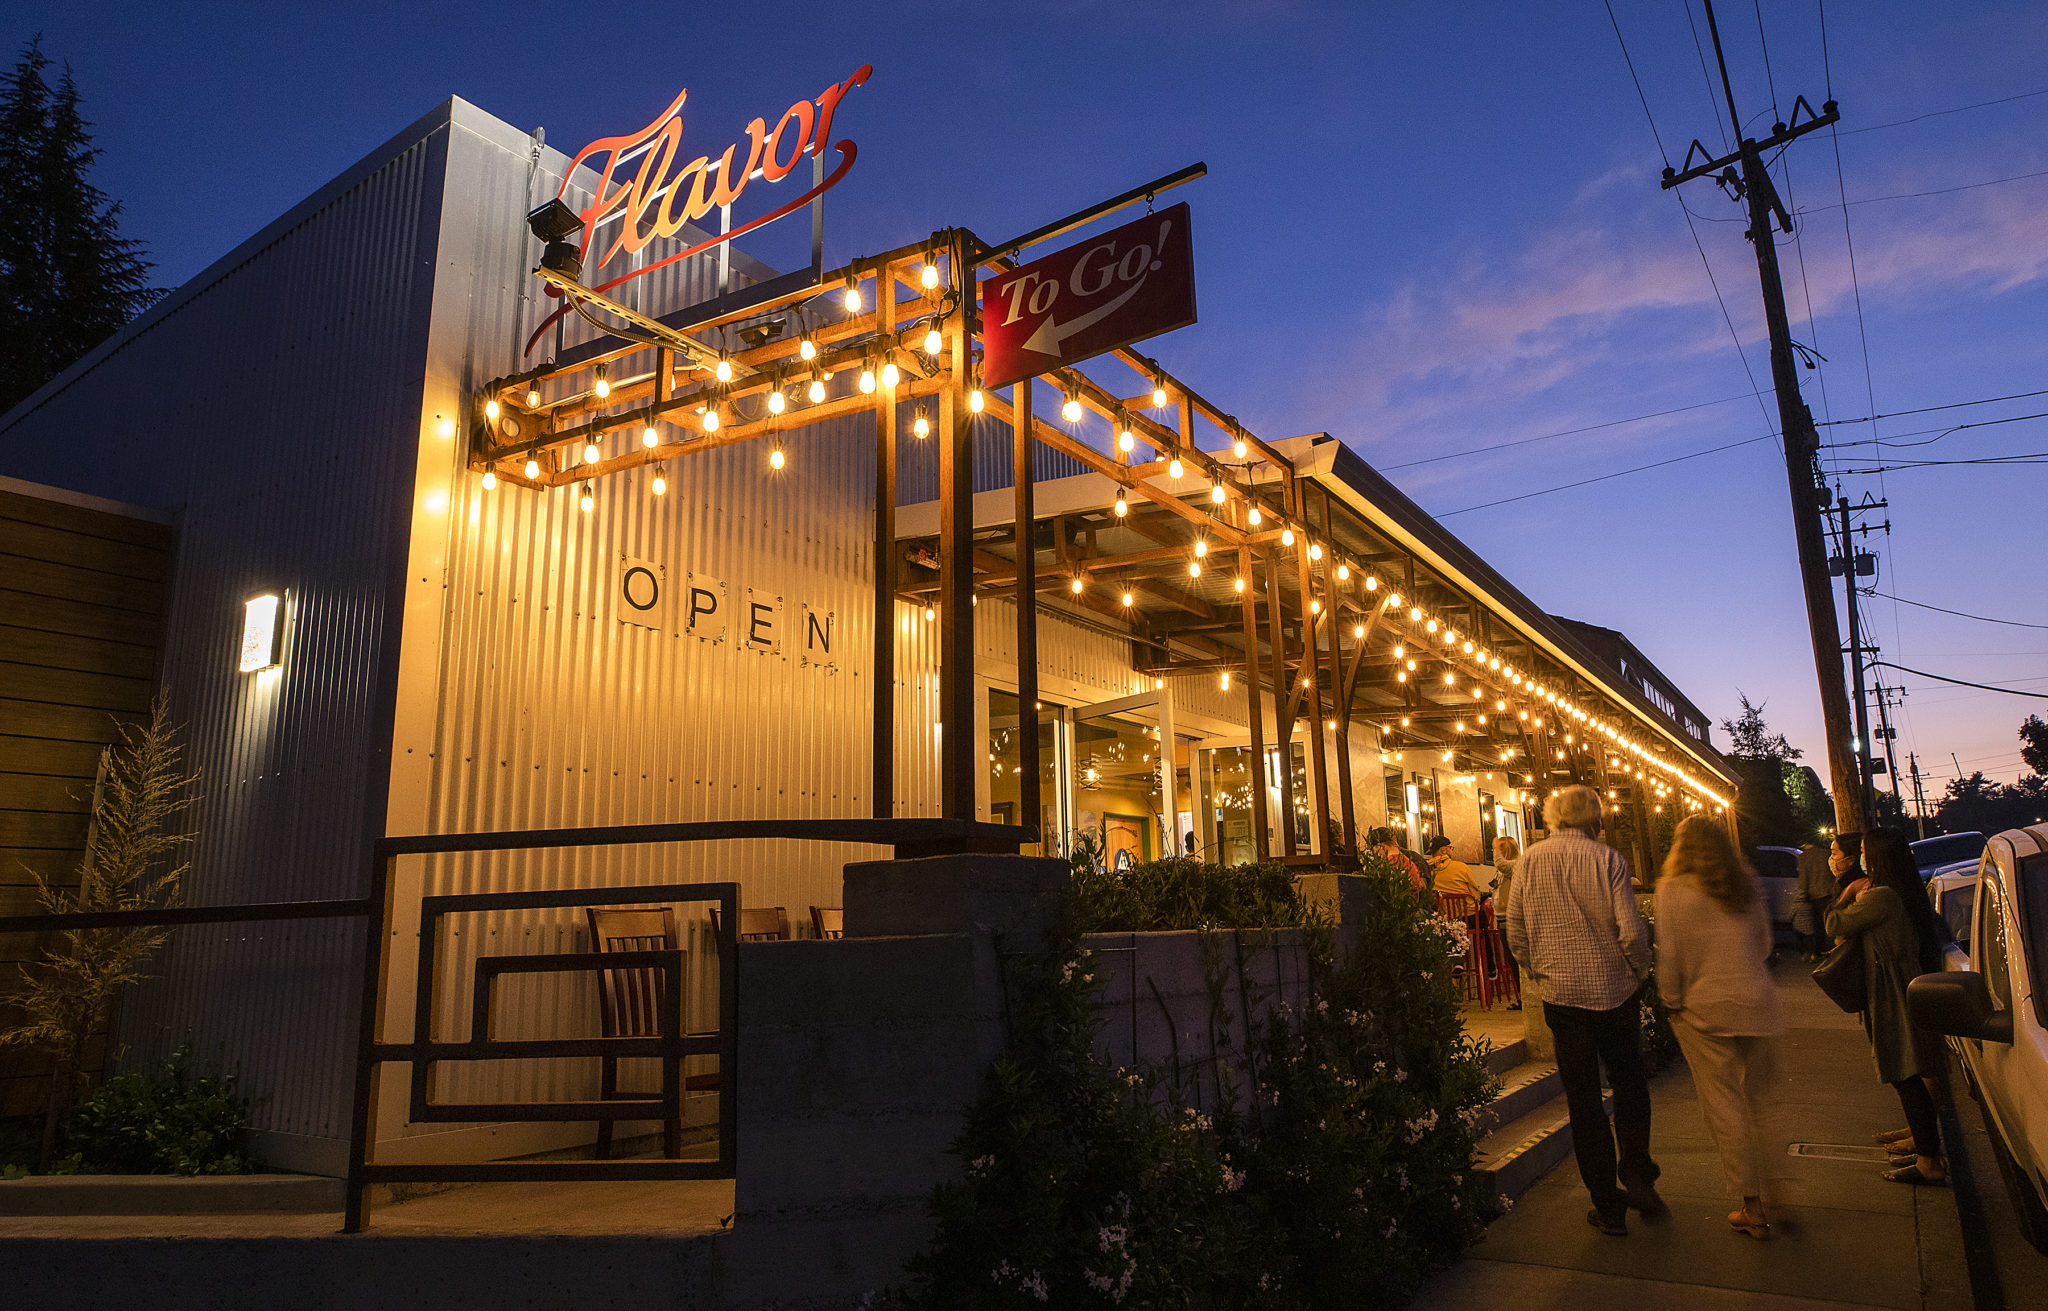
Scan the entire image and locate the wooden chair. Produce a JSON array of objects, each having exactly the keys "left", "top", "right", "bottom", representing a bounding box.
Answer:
[
  {"left": 585, "top": 906, "right": 684, "bottom": 1160},
  {"left": 810, "top": 906, "right": 844, "bottom": 939},
  {"left": 709, "top": 905, "right": 793, "bottom": 942}
]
